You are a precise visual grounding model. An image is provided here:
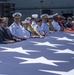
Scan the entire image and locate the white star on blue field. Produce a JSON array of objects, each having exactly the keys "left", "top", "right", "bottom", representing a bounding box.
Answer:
[{"left": 0, "top": 32, "right": 74, "bottom": 75}]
